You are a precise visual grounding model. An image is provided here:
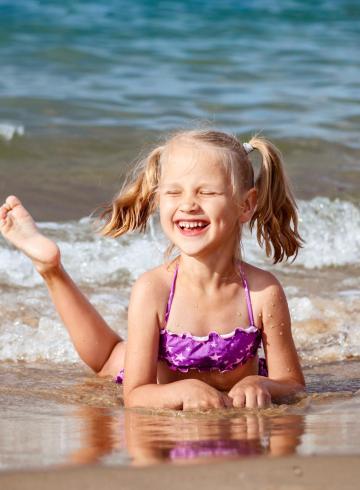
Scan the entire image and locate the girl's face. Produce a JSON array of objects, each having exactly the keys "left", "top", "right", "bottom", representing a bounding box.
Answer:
[{"left": 158, "top": 144, "right": 246, "bottom": 260}]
